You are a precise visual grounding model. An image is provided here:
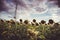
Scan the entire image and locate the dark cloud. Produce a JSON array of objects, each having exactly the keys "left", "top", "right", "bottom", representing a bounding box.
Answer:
[
  {"left": 49, "top": 0, "right": 57, "bottom": 1},
  {"left": 38, "top": 0, "right": 42, "bottom": 1},
  {"left": 0, "top": 0, "right": 8, "bottom": 12},
  {"left": 12, "top": 0, "right": 27, "bottom": 8},
  {"left": 0, "top": 0, "right": 27, "bottom": 12},
  {"left": 57, "top": 0, "right": 60, "bottom": 7},
  {"left": 0, "top": 0, "right": 60, "bottom": 12},
  {"left": 48, "top": 0, "right": 60, "bottom": 7}
]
